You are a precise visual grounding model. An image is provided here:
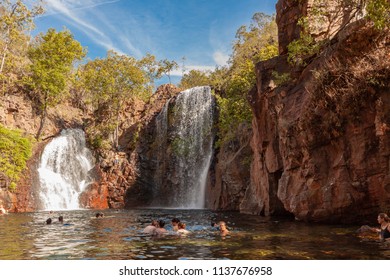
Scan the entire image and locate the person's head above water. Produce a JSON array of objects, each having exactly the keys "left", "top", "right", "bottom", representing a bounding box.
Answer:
[
  {"left": 158, "top": 220, "right": 166, "bottom": 228},
  {"left": 58, "top": 216, "right": 64, "bottom": 223},
  {"left": 178, "top": 222, "right": 186, "bottom": 229},
  {"left": 378, "top": 213, "right": 390, "bottom": 223},
  {"left": 46, "top": 218, "right": 52, "bottom": 224}
]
